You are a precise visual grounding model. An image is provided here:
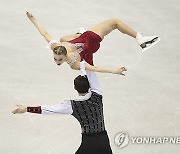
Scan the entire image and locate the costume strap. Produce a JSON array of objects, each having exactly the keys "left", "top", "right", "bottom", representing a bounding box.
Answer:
[{"left": 44, "top": 40, "right": 59, "bottom": 49}]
